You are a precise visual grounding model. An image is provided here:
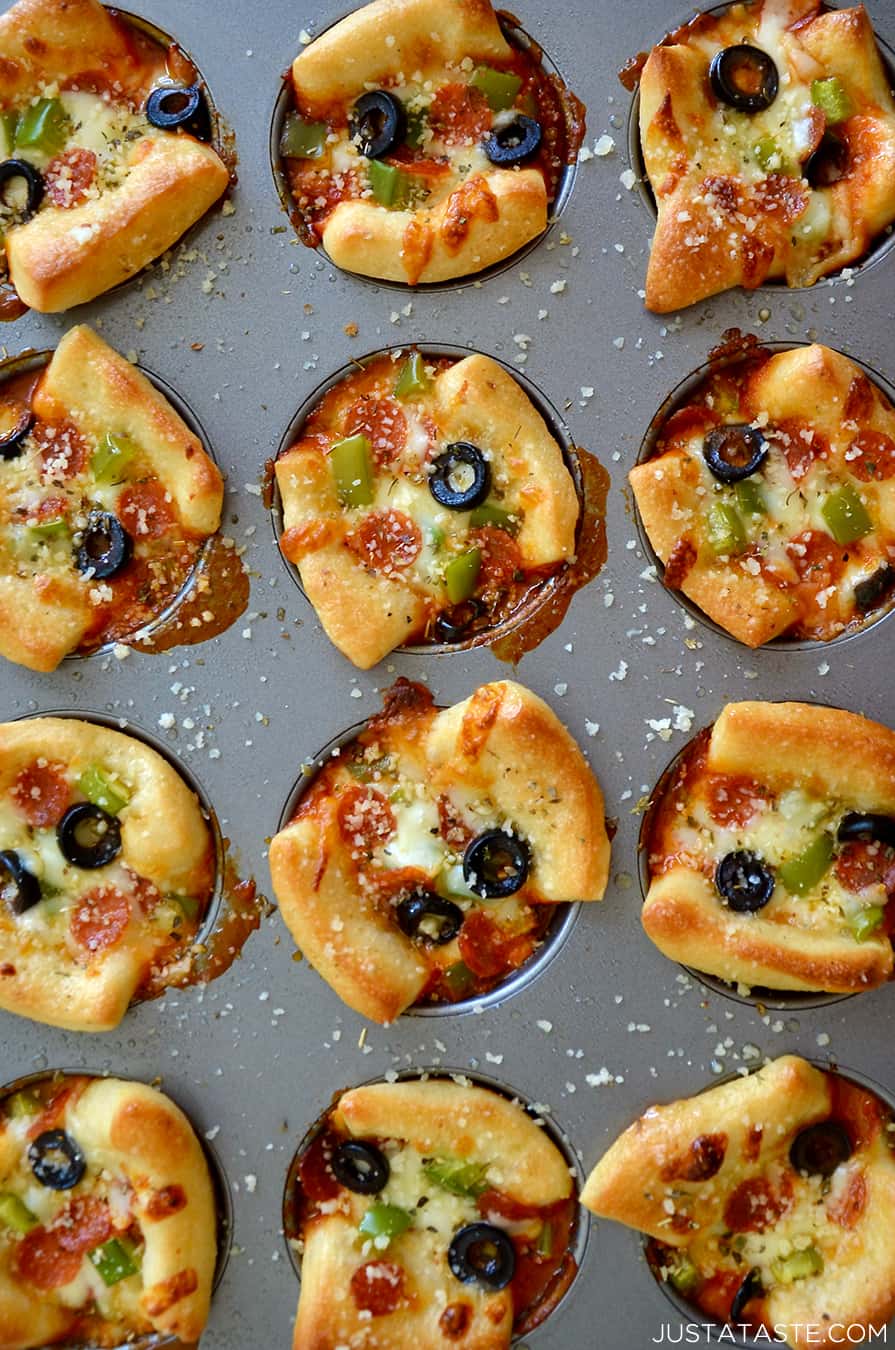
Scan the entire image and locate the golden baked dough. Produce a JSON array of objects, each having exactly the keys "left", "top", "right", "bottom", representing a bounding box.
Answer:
[
  {"left": 0, "top": 1073, "right": 216, "bottom": 1348},
  {"left": 639, "top": 0, "right": 895, "bottom": 311},
  {"left": 291, "top": 1077, "right": 577, "bottom": 1349},
  {"left": 0, "top": 716, "right": 216, "bottom": 1032},
  {"left": 0, "top": 0, "right": 228, "bottom": 312},
  {"left": 630, "top": 343, "right": 895, "bottom": 646},
  {"left": 0, "top": 324, "right": 223, "bottom": 672},
  {"left": 275, "top": 351, "right": 580, "bottom": 669},
  {"left": 583, "top": 1056, "right": 895, "bottom": 1349},
  {"left": 642, "top": 701, "right": 895, "bottom": 994},
  {"left": 269, "top": 678, "right": 609, "bottom": 1022},
  {"left": 284, "top": 0, "right": 582, "bottom": 284}
]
